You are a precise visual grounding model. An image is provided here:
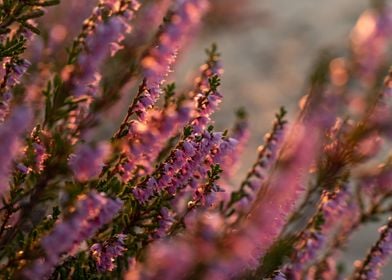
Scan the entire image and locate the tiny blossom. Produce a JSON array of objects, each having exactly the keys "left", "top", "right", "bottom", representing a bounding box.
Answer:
[
  {"left": 23, "top": 191, "right": 122, "bottom": 279},
  {"left": 191, "top": 55, "right": 223, "bottom": 98},
  {"left": 90, "top": 234, "right": 127, "bottom": 272},
  {"left": 69, "top": 142, "right": 110, "bottom": 182},
  {"left": 191, "top": 87, "right": 223, "bottom": 134},
  {"left": 353, "top": 218, "right": 392, "bottom": 280}
]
